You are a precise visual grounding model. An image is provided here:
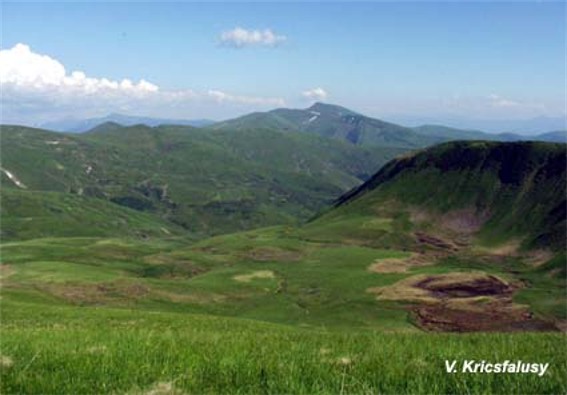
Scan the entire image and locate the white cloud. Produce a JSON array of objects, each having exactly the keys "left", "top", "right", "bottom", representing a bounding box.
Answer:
[
  {"left": 0, "top": 43, "right": 158, "bottom": 94},
  {"left": 219, "top": 27, "right": 286, "bottom": 48},
  {"left": 207, "top": 90, "right": 284, "bottom": 106},
  {"left": 302, "top": 87, "right": 328, "bottom": 102},
  {"left": 488, "top": 94, "right": 521, "bottom": 108},
  {"left": 0, "top": 43, "right": 285, "bottom": 124}
]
